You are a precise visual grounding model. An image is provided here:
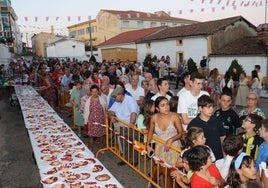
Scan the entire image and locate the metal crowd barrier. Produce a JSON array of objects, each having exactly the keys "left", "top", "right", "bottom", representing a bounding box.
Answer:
[{"left": 95, "top": 118, "right": 182, "bottom": 188}]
